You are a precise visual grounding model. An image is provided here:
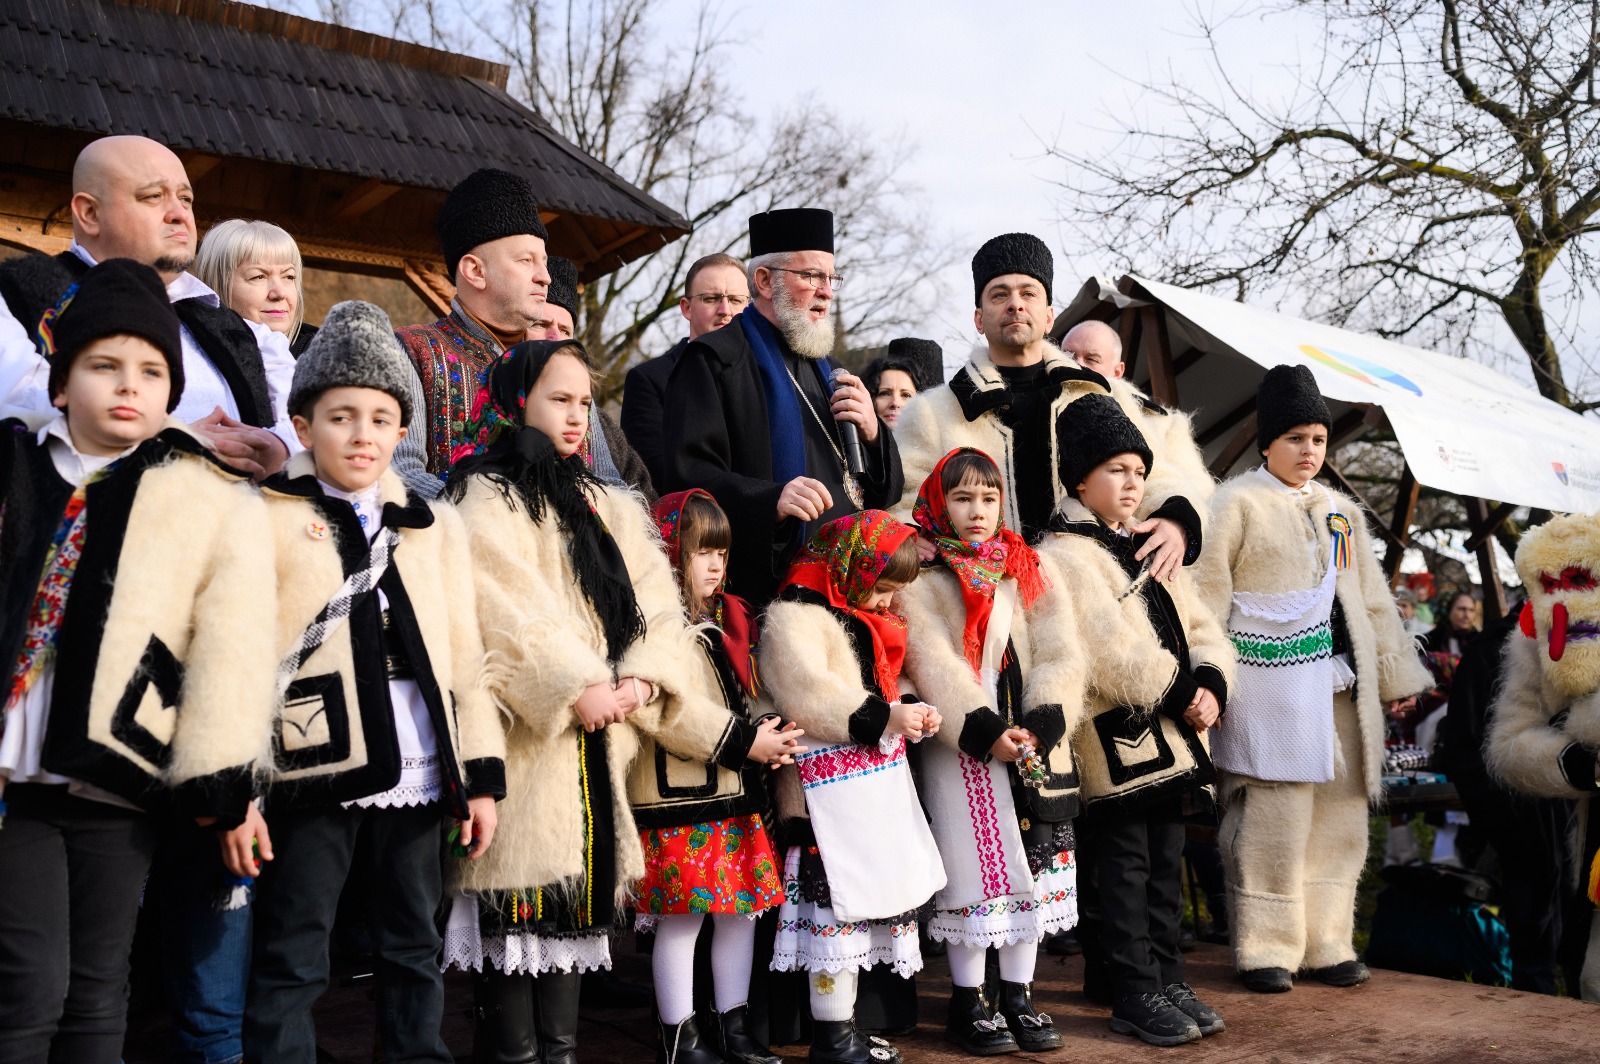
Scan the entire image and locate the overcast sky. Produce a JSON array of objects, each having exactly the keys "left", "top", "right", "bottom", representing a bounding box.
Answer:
[{"left": 648, "top": 0, "right": 1316, "bottom": 364}]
